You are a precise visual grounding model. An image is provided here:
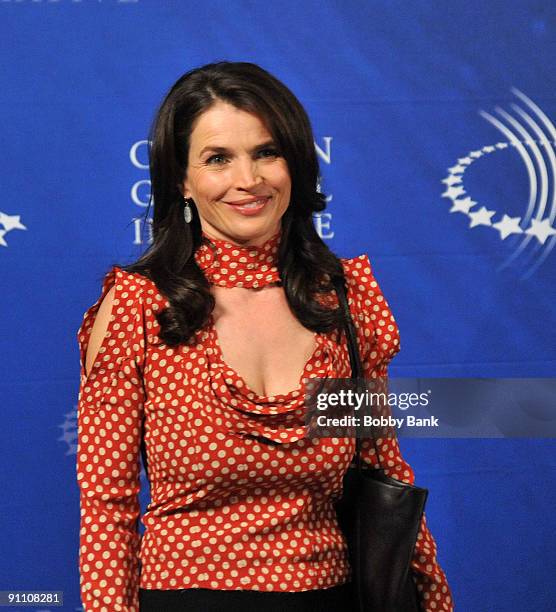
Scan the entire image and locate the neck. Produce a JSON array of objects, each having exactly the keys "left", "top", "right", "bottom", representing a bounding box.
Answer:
[{"left": 201, "top": 227, "right": 281, "bottom": 248}]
